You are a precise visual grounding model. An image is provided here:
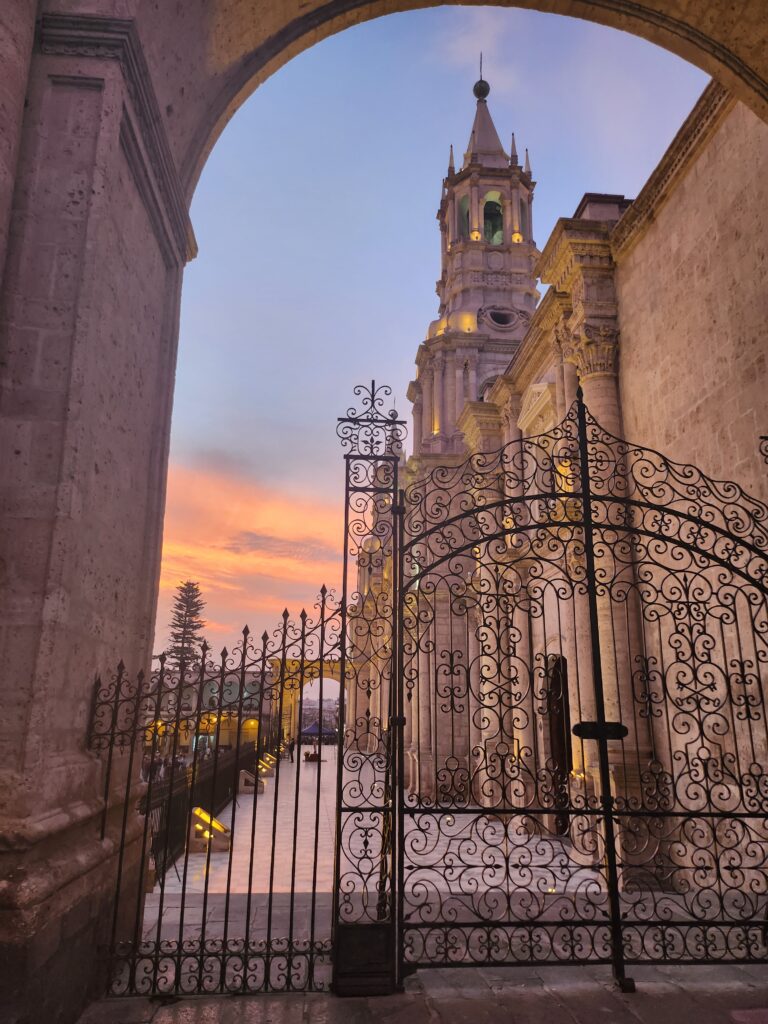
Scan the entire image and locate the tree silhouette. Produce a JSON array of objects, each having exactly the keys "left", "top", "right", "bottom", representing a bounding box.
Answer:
[{"left": 167, "top": 580, "right": 207, "bottom": 670}]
